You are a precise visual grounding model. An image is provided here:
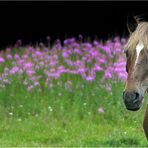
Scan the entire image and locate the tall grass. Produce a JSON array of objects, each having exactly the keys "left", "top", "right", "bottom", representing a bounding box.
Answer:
[{"left": 0, "top": 37, "right": 147, "bottom": 146}]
